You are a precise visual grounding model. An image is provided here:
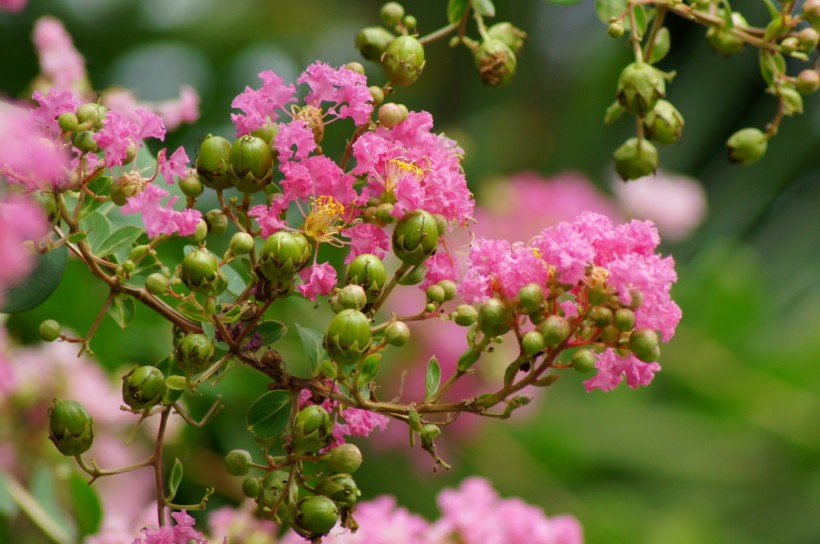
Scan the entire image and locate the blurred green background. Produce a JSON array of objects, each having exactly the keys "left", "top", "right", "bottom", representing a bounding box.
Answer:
[{"left": 2, "top": 0, "right": 820, "bottom": 543}]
